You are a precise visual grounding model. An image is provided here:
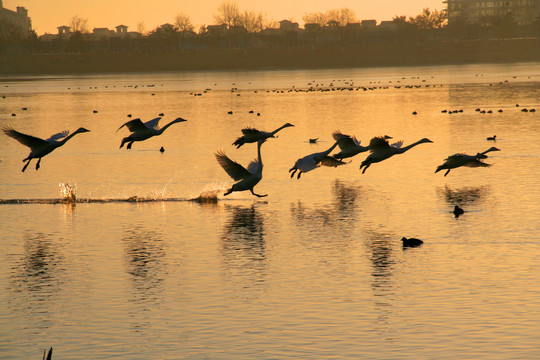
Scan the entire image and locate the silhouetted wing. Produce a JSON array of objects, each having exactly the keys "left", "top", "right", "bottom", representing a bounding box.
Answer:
[
  {"left": 368, "top": 136, "right": 391, "bottom": 152},
  {"left": 445, "top": 153, "right": 465, "bottom": 161},
  {"left": 333, "top": 131, "right": 358, "bottom": 150},
  {"left": 320, "top": 156, "right": 347, "bottom": 167},
  {"left": 144, "top": 117, "right": 162, "bottom": 130},
  {"left": 215, "top": 150, "right": 251, "bottom": 181},
  {"left": 46, "top": 130, "right": 69, "bottom": 141},
  {"left": 464, "top": 159, "right": 492, "bottom": 168},
  {"left": 117, "top": 118, "right": 147, "bottom": 133},
  {"left": 241, "top": 127, "right": 262, "bottom": 136},
  {"left": 391, "top": 140, "right": 403, "bottom": 148},
  {"left": 3, "top": 126, "right": 48, "bottom": 148}
]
